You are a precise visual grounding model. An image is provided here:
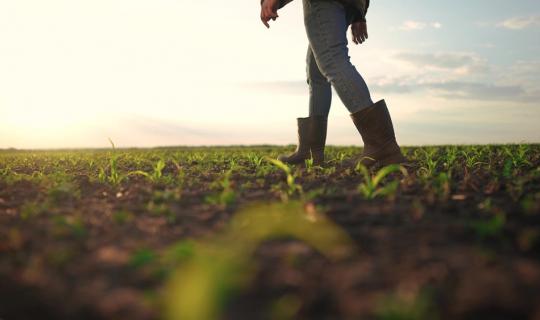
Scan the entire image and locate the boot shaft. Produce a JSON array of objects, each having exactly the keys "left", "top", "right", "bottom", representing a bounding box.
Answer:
[
  {"left": 295, "top": 117, "right": 312, "bottom": 155},
  {"left": 349, "top": 99, "right": 406, "bottom": 166},
  {"left": 350, "top": 99, "right": 396, "bottom": 151},
  {"left": 306, "top": 116, "right": 328, "bottom": 165},
  {"left": 281, "top": 116, "right": 328, "bottom": 165}
]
